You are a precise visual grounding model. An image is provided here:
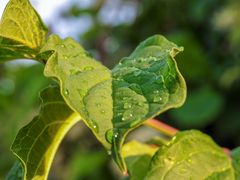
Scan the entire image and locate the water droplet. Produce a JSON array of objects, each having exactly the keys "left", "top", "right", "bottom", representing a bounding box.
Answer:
[
  {"left": 187, "top": 158, "right": 192, "bottom": 163},
  {"left": 123, "top": 102, "right": 132, "bottom": 109},
  {"left": 107, "top": 150, "right": 112, "bottom": 155},
  {"left": 153, "top": 96, "right": 162, "bottom": 103},
  {"left": 101, "top": 110, "right": 105, "bottom": 114},
  {"left": 64, "top": 89, "right": 69, "bottom": 95},
  {"left": 61, "top": 44, "right": 65, "bottom": 48},
  {"left": 84, "top": 66, "right": 94, "bottom": 71},
  {"left": 88, "top": 120, "right": 99, "bottom": 133},
  {"left": 122, "top": 111, "right": 133, "bottom": 121},
  {"left": 70, "top": 69, "right": 81, "bottom": 75},
  {"left": 78, "top": 89, "right": 87, "bottom": 97},
  {"left": 114, "top": 132, "right": 119, "bottom": 138},
  {"left": 63, "top": 55, "right": 68, "bottom": 59},
  {"left": 105, "top": 129, "right": 113, "bottom": 143},
  {"left": 165, "top": 156, "right": 175, "bottom": 164}
]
